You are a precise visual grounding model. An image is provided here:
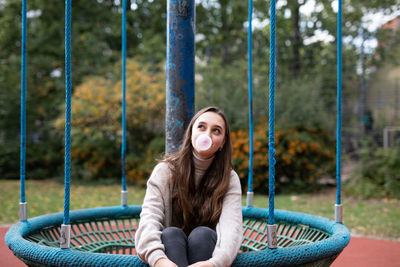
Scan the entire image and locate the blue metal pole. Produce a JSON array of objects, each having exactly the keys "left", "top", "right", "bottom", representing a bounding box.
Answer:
[
  {"left": 121, "top": 0, "right": 127, "bottom": 192},
  {"left": 19, "top": 0, "right": 28, "bottom": 222},
  {"left": 335, "top": 0, "right": 343, "bottom": 223},
  {"left": 336, "top": 0, "right": 342, "bottom": 206},
  {"left": 166, "top": 0, "right": 195, "bottom": 155},
  {"left": 20, "top": 0, "right": 27, "bottom": 205},
  {"left": 63, "top": 0, "right": 72, "bottom": 226},
  {"left": 248, "top": 0, "right": 254, "bottom": 194},
  {"left": 60, "top": 0, "right": 73, "bottom": 249},
  {"left": 246, "top": 0, "right": 255, "bottom": 207},
  {"left": 267, "top": 0, "right": 278, "bottom": 249},
  {"left": 268, "top": 0, "right": 277, "bottom": 226}
]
